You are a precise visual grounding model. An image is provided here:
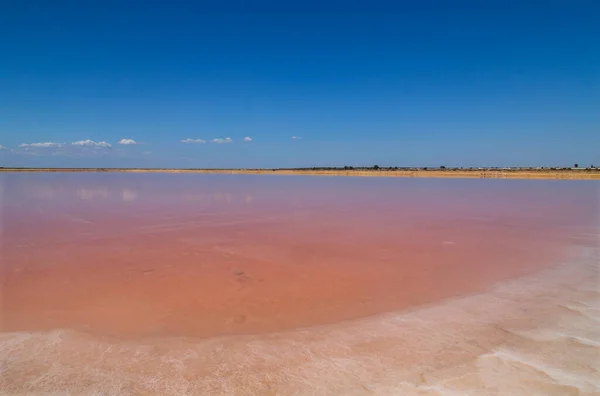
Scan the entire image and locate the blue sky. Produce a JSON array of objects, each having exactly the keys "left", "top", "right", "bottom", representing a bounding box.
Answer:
[{"left": 1, "top": 1, "right": 598, "bottom": 168}]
